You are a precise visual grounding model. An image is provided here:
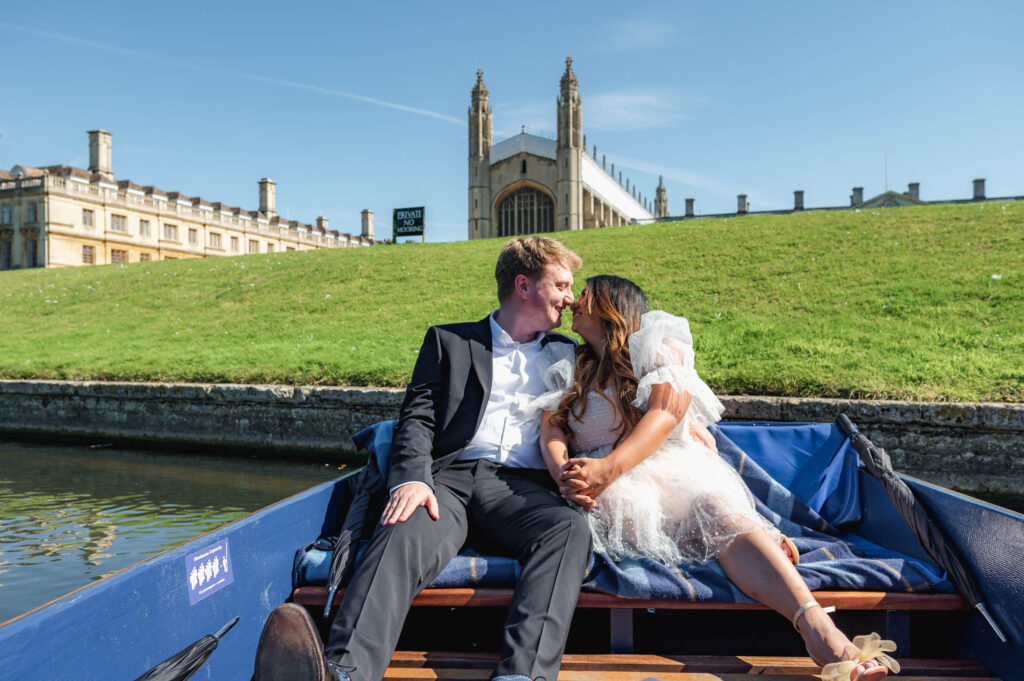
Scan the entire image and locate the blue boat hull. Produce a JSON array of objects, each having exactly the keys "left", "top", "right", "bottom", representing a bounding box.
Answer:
[{"left": 2, "top": 423, "right": 1022, "bottom": 680}]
